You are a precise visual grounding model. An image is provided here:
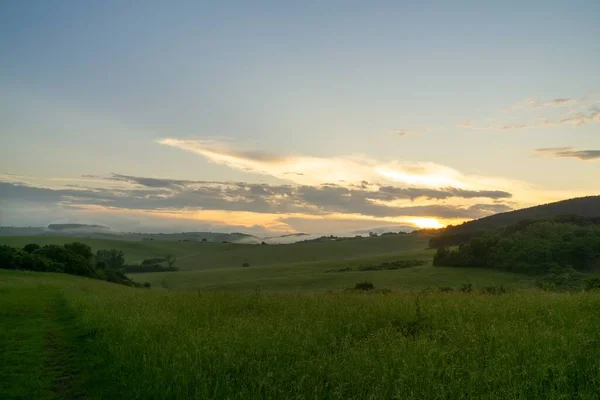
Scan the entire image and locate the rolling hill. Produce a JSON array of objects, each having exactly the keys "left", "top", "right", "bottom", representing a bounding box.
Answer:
[
  {"left": 0, "top": 233, "right": 430, "bottom": 272},
  {"left": 430, "top": 195, "right": 600, "bottom": 247}
]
